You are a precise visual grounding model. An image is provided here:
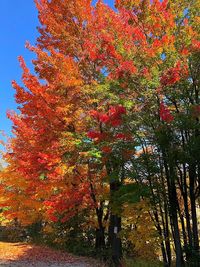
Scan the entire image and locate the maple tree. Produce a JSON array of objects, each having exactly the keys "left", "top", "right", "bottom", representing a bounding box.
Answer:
[{"left": 0, "top": 0, "right": 200, "bottom": 266}]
